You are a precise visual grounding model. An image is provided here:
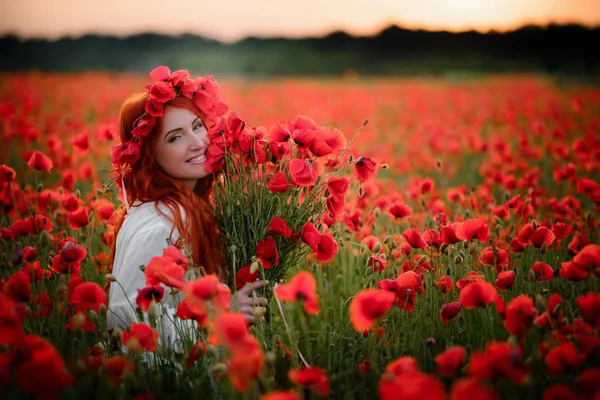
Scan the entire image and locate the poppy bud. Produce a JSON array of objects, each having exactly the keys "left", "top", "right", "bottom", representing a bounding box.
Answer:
[
  {"left": 71, "top": 313, "right": 87, "bottom": 331},
  {"left": 540, "top": 242, "right": 548, "bottom": 254},
  {"left": 88, "top": 310, "right": 99, "bottom": 322},
  {"left": 373, "top": 207, "right": 381, "bottom": 217},
  {"left": 75, "top": 189, "right": 81, "bottom": 199},
  {"left": 373, "top": 243, "right": 382, "bottom": 253},
  {"left": 527, "top": 269, "right": 536, "bottom": 281},
  {"left": 358, "top": 186, "right": 364, "bottom": 197},
  {"left": 105, "top": 273, "right": 117, "bottom": 282},
  {"left": 507, "top": 335, "right": 518, "bottom": 347},
  {"left": 383, "top": 235, "right": 392, "bottom": 245},
  {"left": 252, "top": 306, "right": 267, "bottom": 319},
  {"left": 390, "top": 241, "right": 398, "bottom": 249},
  {"left": 381, "top": 163, "right": 389, "bottom": 170},
  {"left": 170, "top": 288, "right": 179, "bottom": 296},
  {"left": 99, "top": 303, "right": 107, "bottom": 316},
  {"left": 542, "top": 288, "right": 550, "bottom": 295},
  {"left": 440, "top": 243, "right": 449, "bottom": 253},
  {"left": 210, "top": 362, "right": 228, "bottom": 380},
  {"left": 436, "top": 159, "right": 442, "bottom": 169},
  {"left": 417, "top": 255, "right": 428, "bottom": 265},
  {"left": 420, "top": 199, "right": 427, "bottom": 208},
  {"left": 454, "top": 255, "right": 463, "bottom": 264},
  {"left": 265, "top": 351, "right": 277, "bottom": 364},
  {"left": 348, "top": 155, "right": 354, "bottom": 164},
  {"left": 535, "top": 294, "right": 546, "bottom": 310},
  {"left": 494, "top": 224, "right": 502, "bottom": 234},
  {"left": 48, "top": 255, "right": 54, "bottom": 266},
  {"left": 494, "top": 216, "right": 503, "bottom": 225},
  {"left": 37, "top": 183, "right": 44, "bottom": 192},
  {"left": 464, "top": 209, "right": 472, "bottom": 218},
  {"left": 531, "top": 219, "right": 538, "bottom": 230},
  {"left": 250, "top": 258, "right": 261, "bottom": 274},
  {"left": 425, "top": 337, "right": 436, "bottom": 347}
]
